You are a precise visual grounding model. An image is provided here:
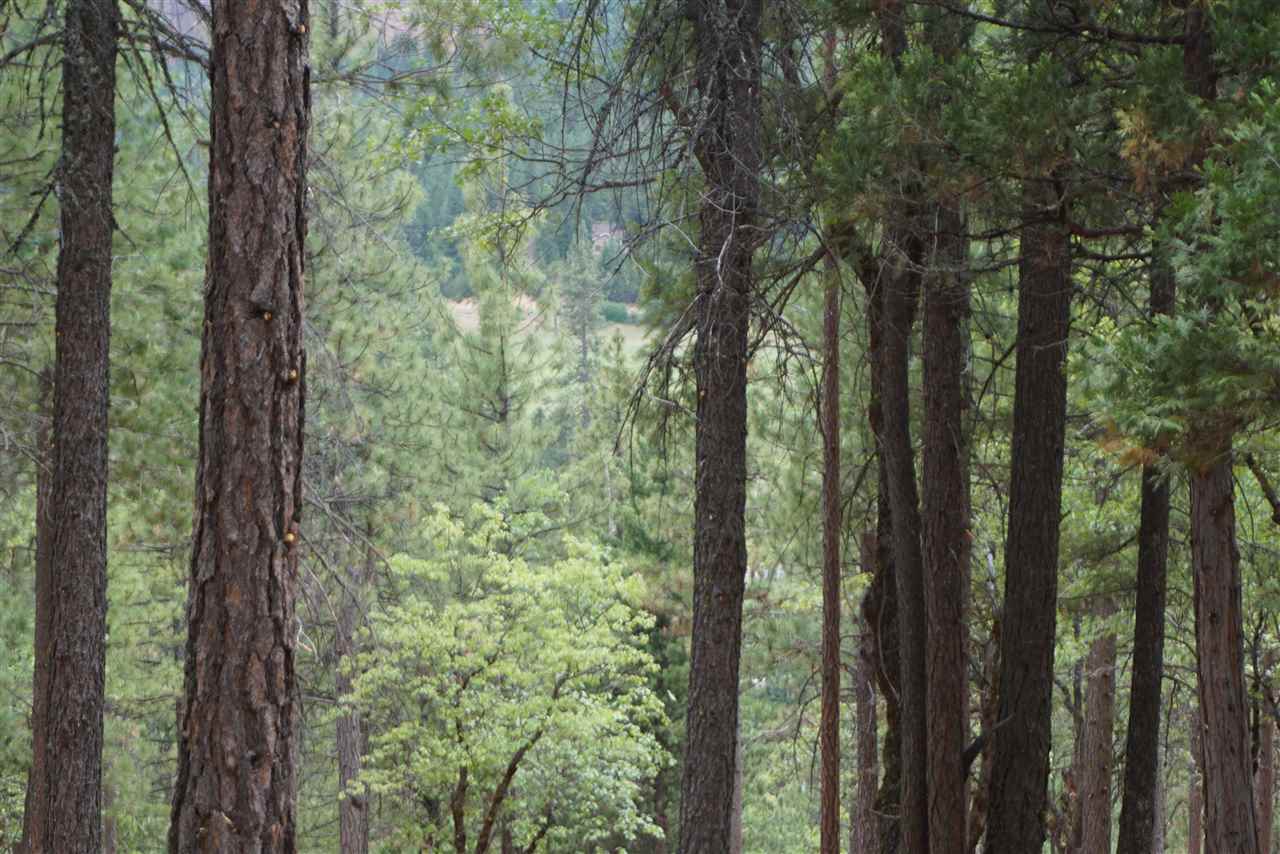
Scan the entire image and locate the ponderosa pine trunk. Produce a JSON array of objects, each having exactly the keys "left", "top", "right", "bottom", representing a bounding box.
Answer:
[
  {"left": 677, "top": 2, "right": 761, "bottom": 852},
  {"left": 921, "top": 196, "right": 969, "bottom": 854},
  {"left": 168, "top": 0, "right": 309, "bottom": 846},
  {"left": 984, "top": 174, "right": 1072, "bottom": 854},
  {"left": 1116, "top": 264, "right": 1174, "bottom": 854},
  {"left": 1080, "top": 600, "right": 1117, "bottom": 854},
  {"left": 820, "top": 260, "right": 842, "bottom": 854},
  {"left": 20, "top": 0, "right": 118, "bottom": 845}
]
